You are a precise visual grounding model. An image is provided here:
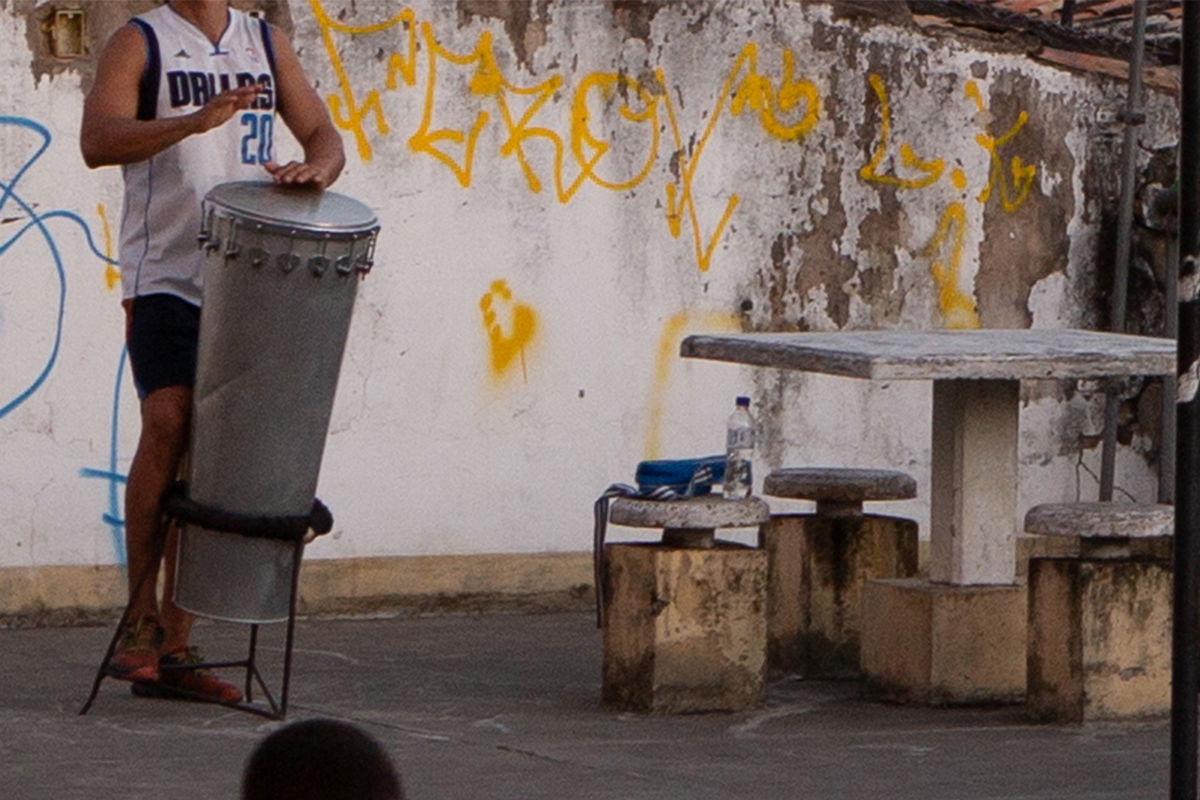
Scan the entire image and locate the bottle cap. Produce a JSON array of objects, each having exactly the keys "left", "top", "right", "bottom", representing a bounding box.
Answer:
[{"left": 736, "top": 396, "right": 750, "bottom": 407}]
